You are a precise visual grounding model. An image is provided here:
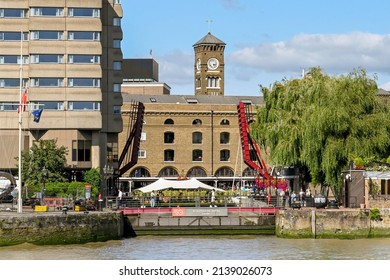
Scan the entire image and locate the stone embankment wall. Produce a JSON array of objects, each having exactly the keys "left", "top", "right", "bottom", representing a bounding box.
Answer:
[
  {"left": 276, "top": 208, "right": 390, "bottom": 239},
  {"left": 0, "top": 212, "right": 124, "bottom": 246}
]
